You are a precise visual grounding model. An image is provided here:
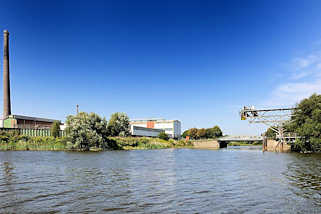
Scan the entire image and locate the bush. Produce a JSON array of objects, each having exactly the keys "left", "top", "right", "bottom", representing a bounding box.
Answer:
[
  {"left": 158, "top": 132, "right": 169, "bottom": 141},
  {"left": 107, "top": 112, "right": 130, "bottom": 137},
  {"left": 65, "top": 112, "right": 109, "bottom": 150},
  {"left": 51, "top": 120, "right": 61, "bottom": 138}
]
